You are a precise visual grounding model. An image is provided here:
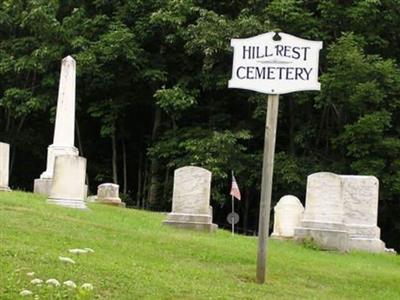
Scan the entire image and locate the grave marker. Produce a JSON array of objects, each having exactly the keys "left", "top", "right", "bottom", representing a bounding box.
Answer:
[
  {"left": 0, "top": 142, "right": 11, "bottom": 191},
  {"left": 96, "top": 183, "right": 124, "bottom": 207},
  {"left": 163, "top": 166, "right": 217, "bottom": 232},
  {"left": 34, "top": 56, "right": 79, "bottom": 195},
  {"left": 271, "top": 195, "right": 304, "bottom": 239}
]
